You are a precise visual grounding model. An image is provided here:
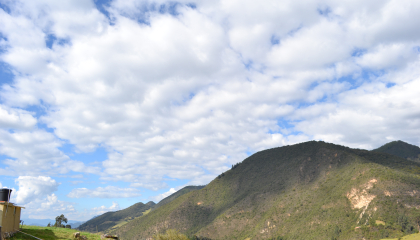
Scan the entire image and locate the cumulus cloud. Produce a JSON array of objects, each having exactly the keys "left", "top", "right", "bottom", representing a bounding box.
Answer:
[
  {"left": 152, "top": 187, "right": 178, "bottom": 202},
  {"left": 0, "top": 0, "right": 419, "bottom": 204},
  {"left": 14, "top": 176, "right": 60, "bottom": 205},
  {"left": 25, "top": 193, "right": 76, "bottom": 219},
  {"left": 293, "top": 73, "right": 420, "bottom": 149},
  {"left": 23, "top": 193, "right": 121, "bottom": 221},
  {"left": 67, "top": 186, "right": 141, "bottom": 198},
  {"left": 0, "top": 130, "right": 100, "bottom": 176},
  {"left": 0, "top": 105, "right": 37, "bottom": 130},
  {"left": 92, "top": 201, "right": 120, "bottom": 214}
]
